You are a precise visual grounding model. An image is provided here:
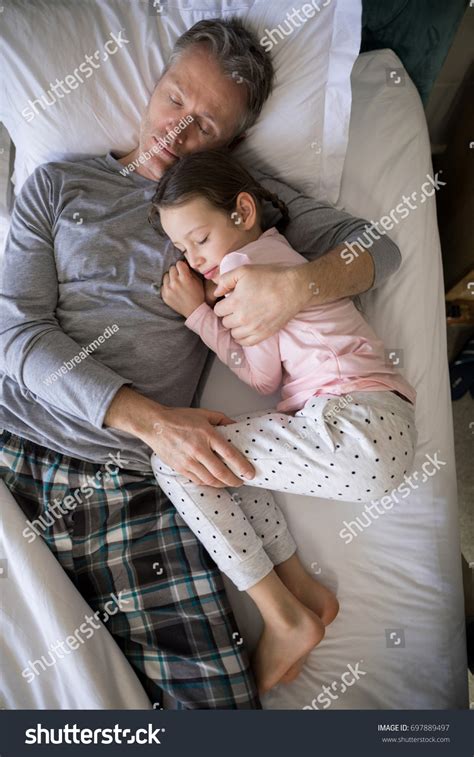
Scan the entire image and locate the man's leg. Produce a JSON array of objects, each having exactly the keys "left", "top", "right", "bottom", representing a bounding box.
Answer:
[
  {"left": 72, "top": 474, "right": 259, "bottom": 709},
  {"left": 0, "top": 430, "right": 260, "bottom": 709}
]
